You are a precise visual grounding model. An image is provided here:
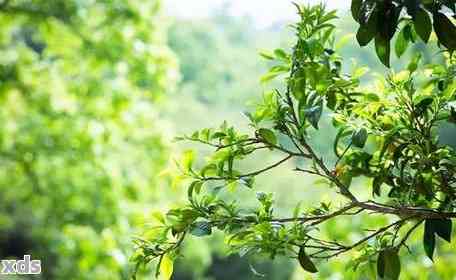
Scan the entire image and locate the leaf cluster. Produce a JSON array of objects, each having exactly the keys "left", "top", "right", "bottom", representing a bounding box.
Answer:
[{"left": 352, "top": 0, "right": 456, "bottom": 66}]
